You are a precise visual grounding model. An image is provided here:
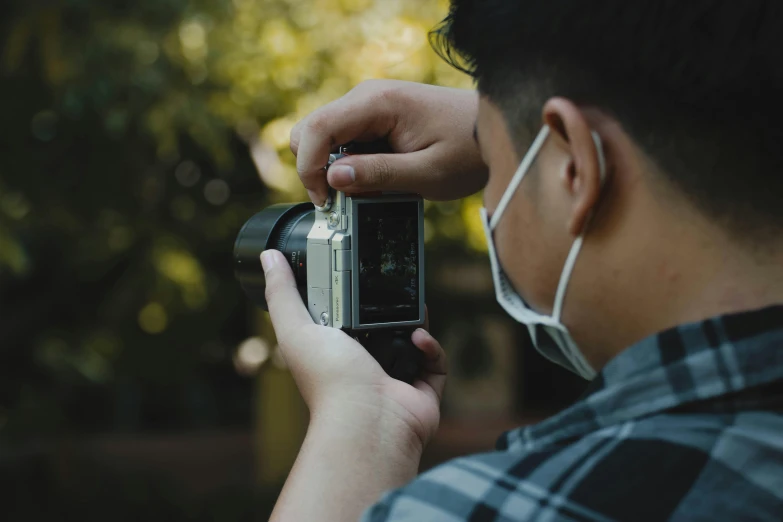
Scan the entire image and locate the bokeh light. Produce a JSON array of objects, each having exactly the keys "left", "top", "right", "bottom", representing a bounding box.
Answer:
[
  {"left": 175, "top": 160, "right": 202, "bottom": 187},
  {"left": 138, "top": 302, "right": 168, "bottom": 334},
  {"left": 234, "top": 337, "right": 271, "bottom": 375},
  {"left": 30, "top": 110, "right": 58, "bottom": 141},
  {"left": 204, "top": 179, "right": 231, "bottom": 206}
]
